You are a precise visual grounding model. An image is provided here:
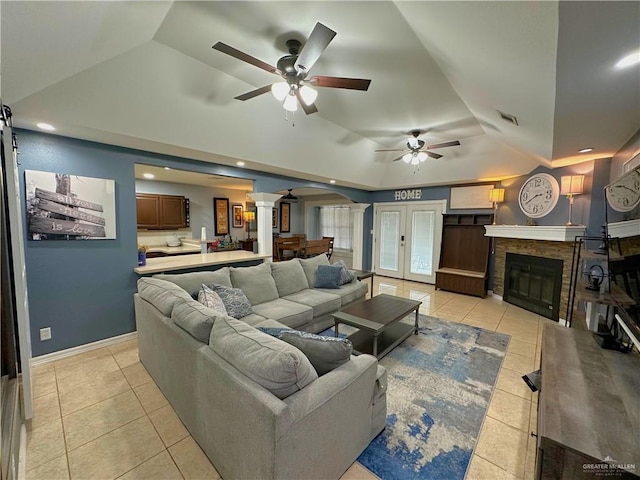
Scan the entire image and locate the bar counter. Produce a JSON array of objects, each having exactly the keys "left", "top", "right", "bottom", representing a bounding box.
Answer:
[{"left": 134, "top": 251, "right": 271, "bottom": 275}]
